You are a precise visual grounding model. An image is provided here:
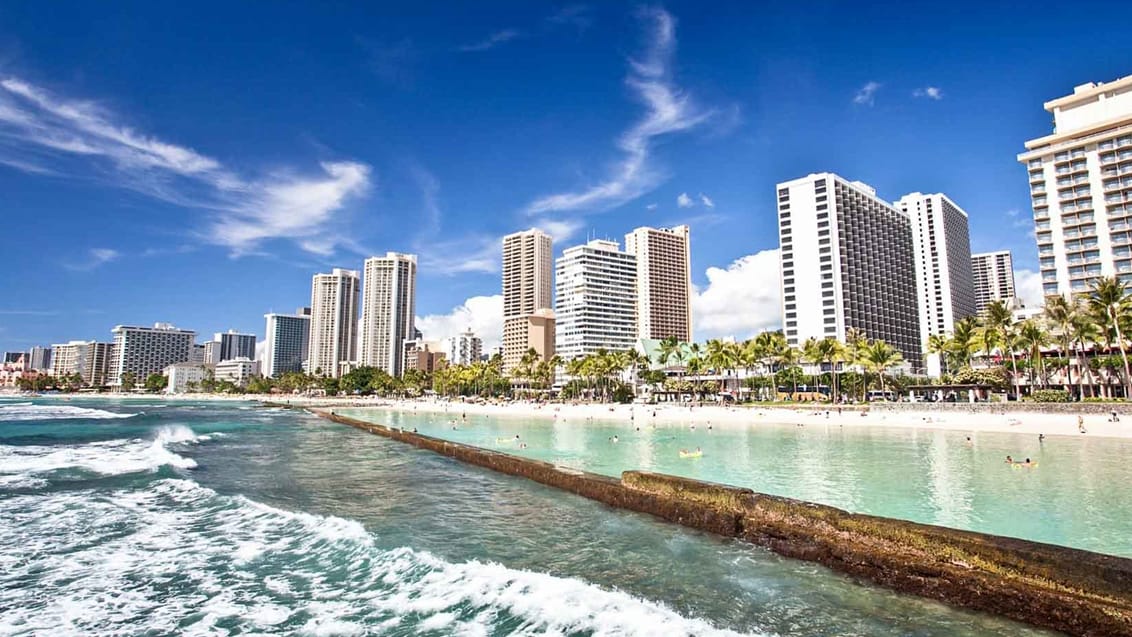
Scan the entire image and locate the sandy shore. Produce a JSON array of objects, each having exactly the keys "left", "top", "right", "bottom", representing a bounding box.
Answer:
[
  {"left": 6, "top": 390, "right": 1130, "bottom": 440},
  {"left": 303, "top": 396, "right": 1132, "bottom": 441}
]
